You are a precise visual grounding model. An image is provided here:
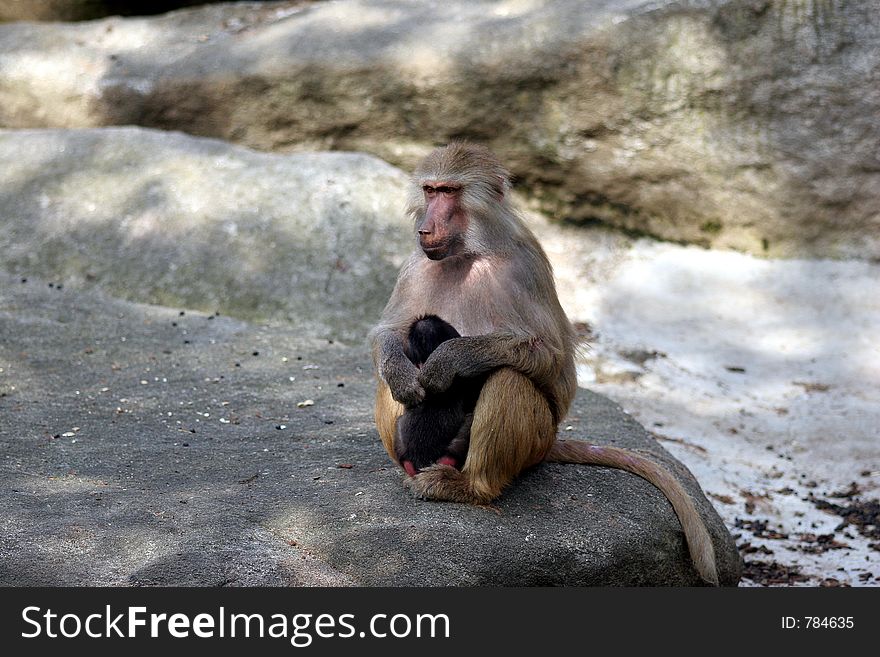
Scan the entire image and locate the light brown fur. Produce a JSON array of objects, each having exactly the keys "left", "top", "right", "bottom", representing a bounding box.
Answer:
[{"left": 370, "top": 142, "right": 718, "bottom": 585}]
